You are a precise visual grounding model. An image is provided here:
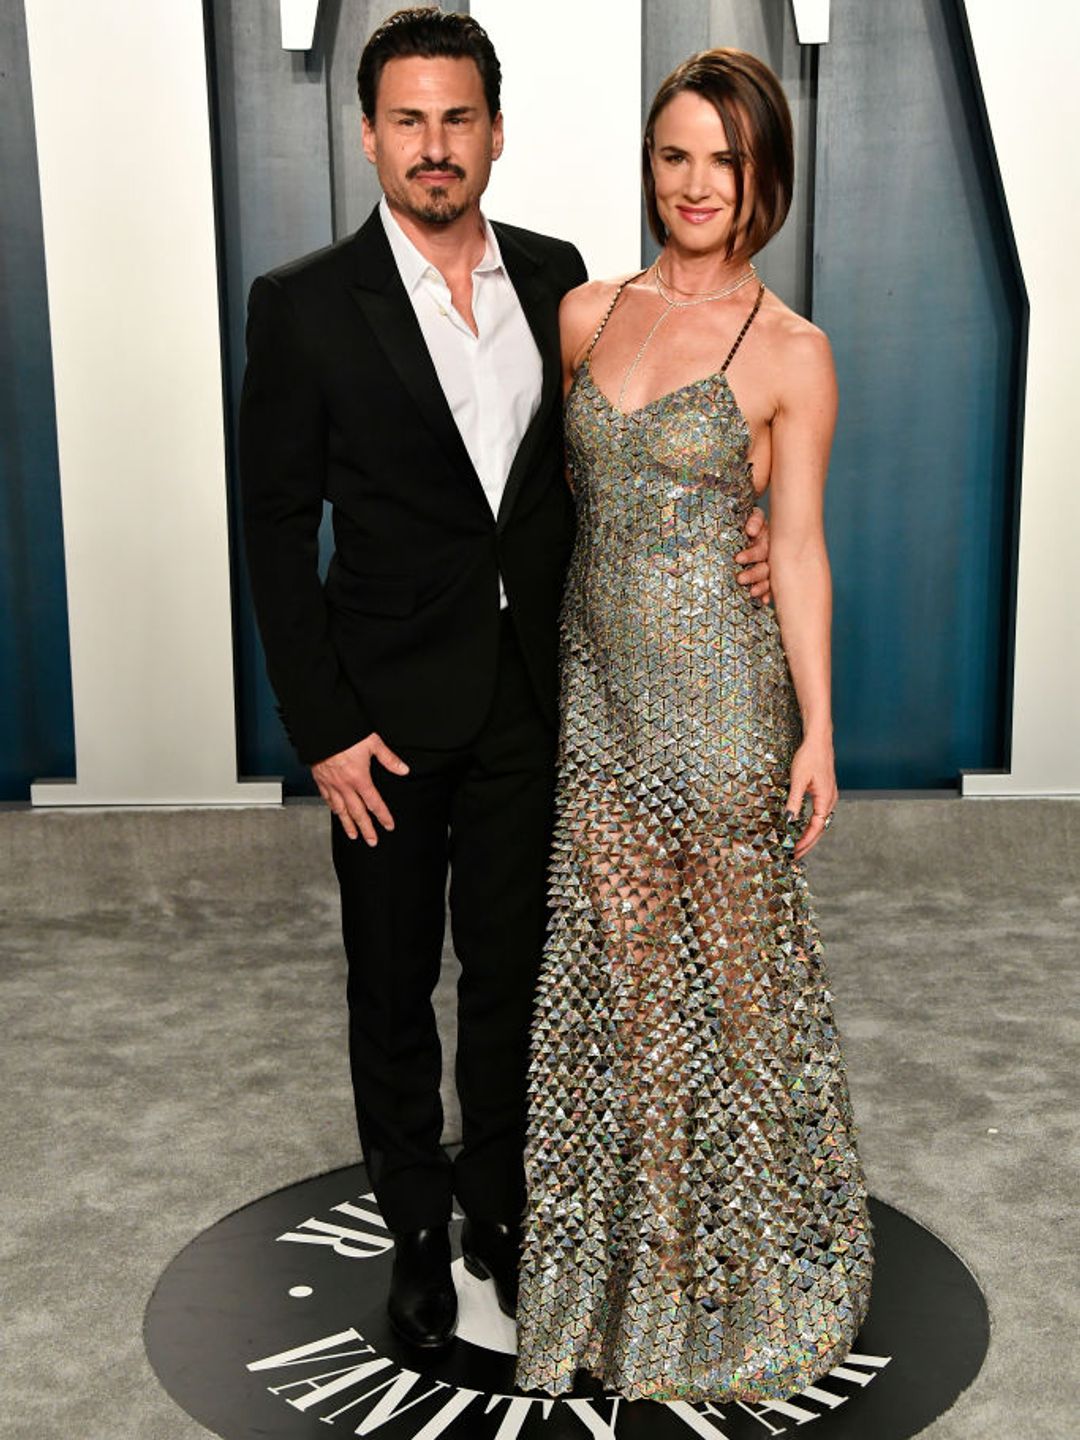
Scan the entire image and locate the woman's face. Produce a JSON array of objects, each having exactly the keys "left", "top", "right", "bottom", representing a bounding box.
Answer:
[{"left": 650, "top": 90, "right": 754, "bottom": 258}]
